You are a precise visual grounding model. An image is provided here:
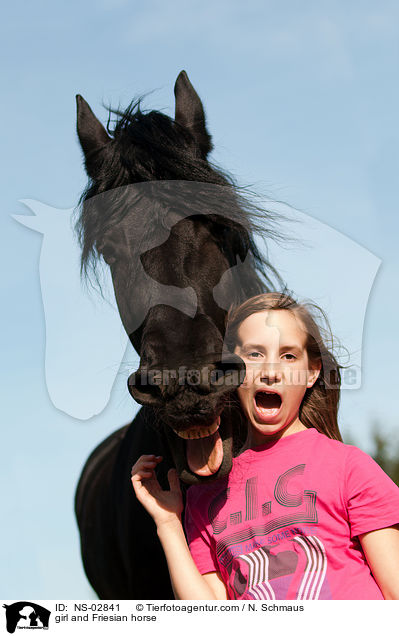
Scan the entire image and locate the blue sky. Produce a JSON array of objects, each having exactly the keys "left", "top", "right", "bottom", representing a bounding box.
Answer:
[{"left": 2, "top": 0, "right": 399, "bottom": 599}]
